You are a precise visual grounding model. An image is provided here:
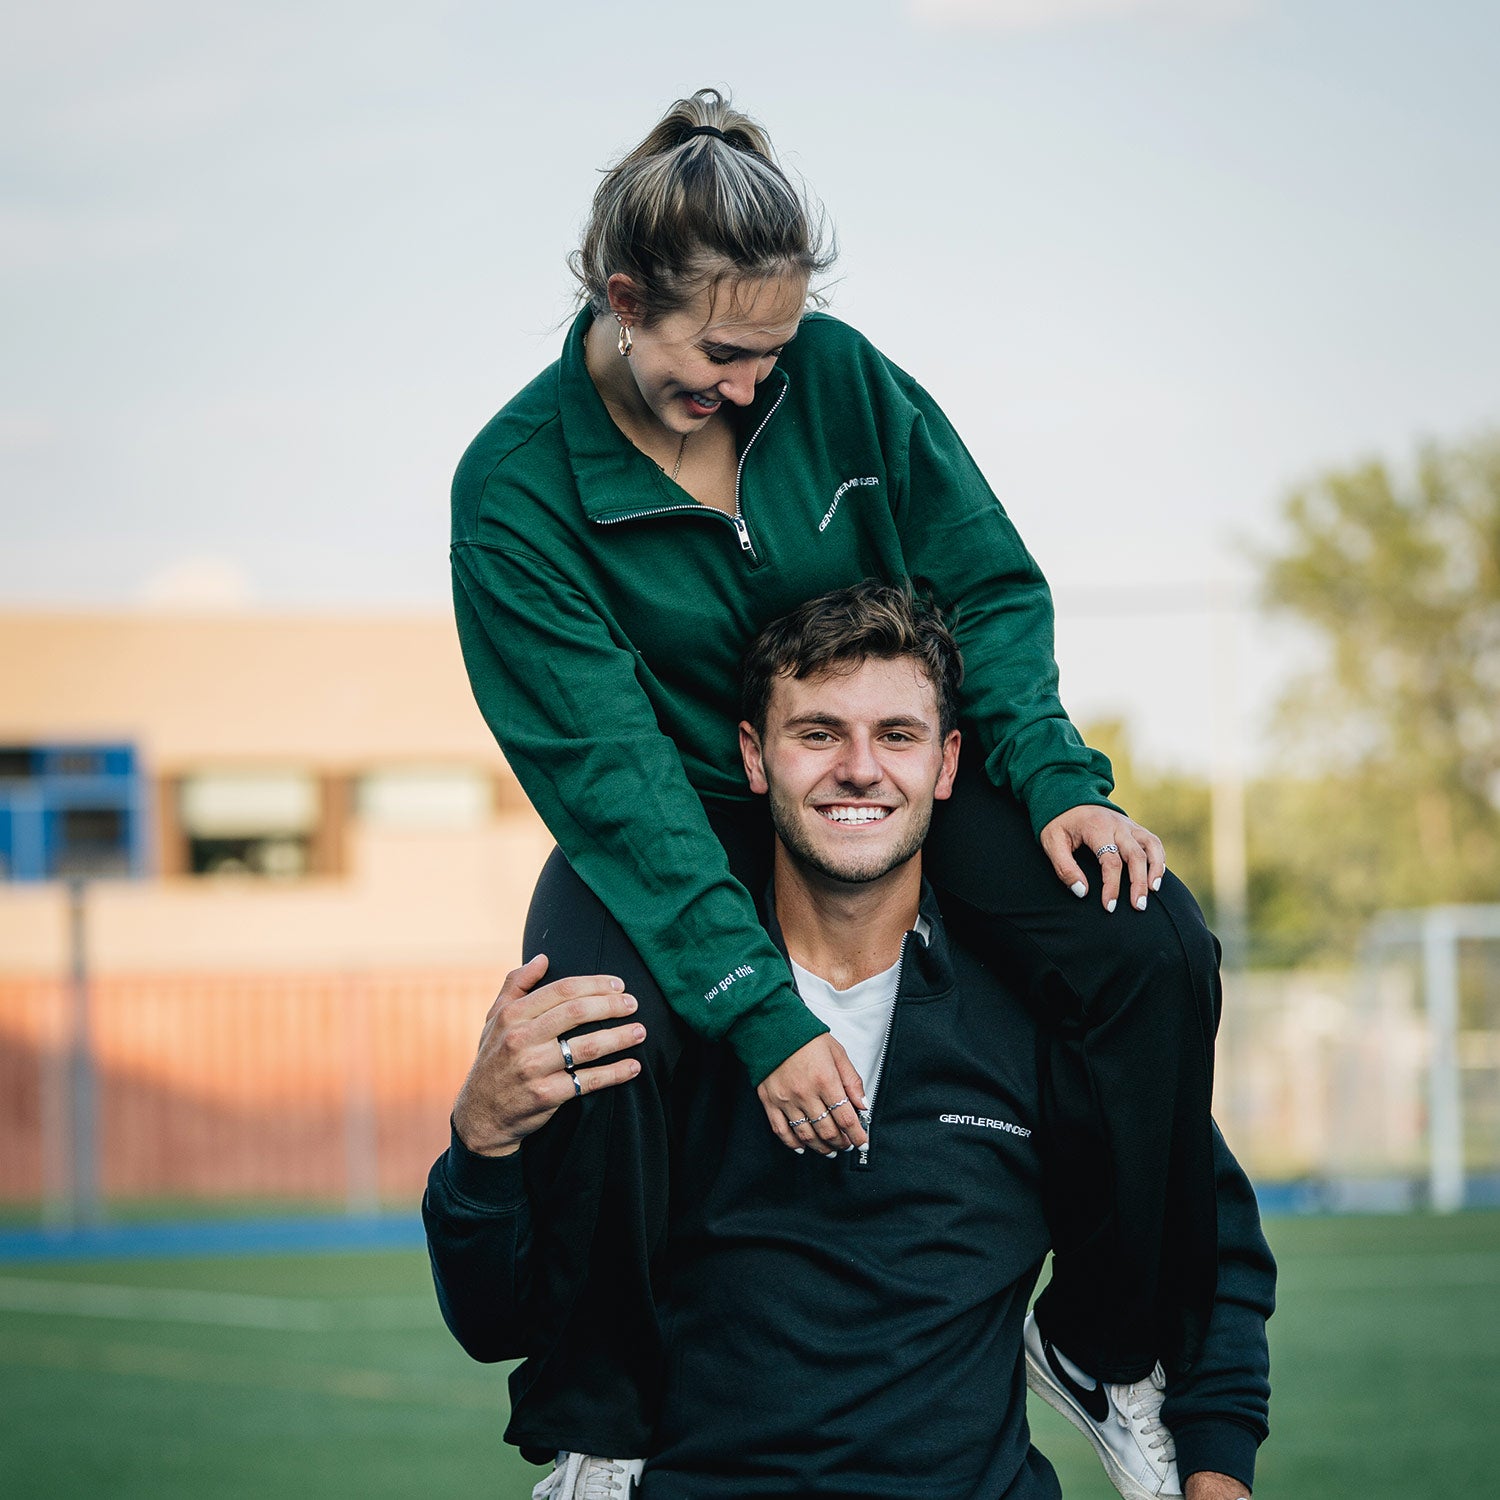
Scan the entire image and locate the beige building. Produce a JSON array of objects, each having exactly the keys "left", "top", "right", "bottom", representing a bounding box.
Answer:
[{"left": 0, "top": 610, "right": 552, "bottom": 976}]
